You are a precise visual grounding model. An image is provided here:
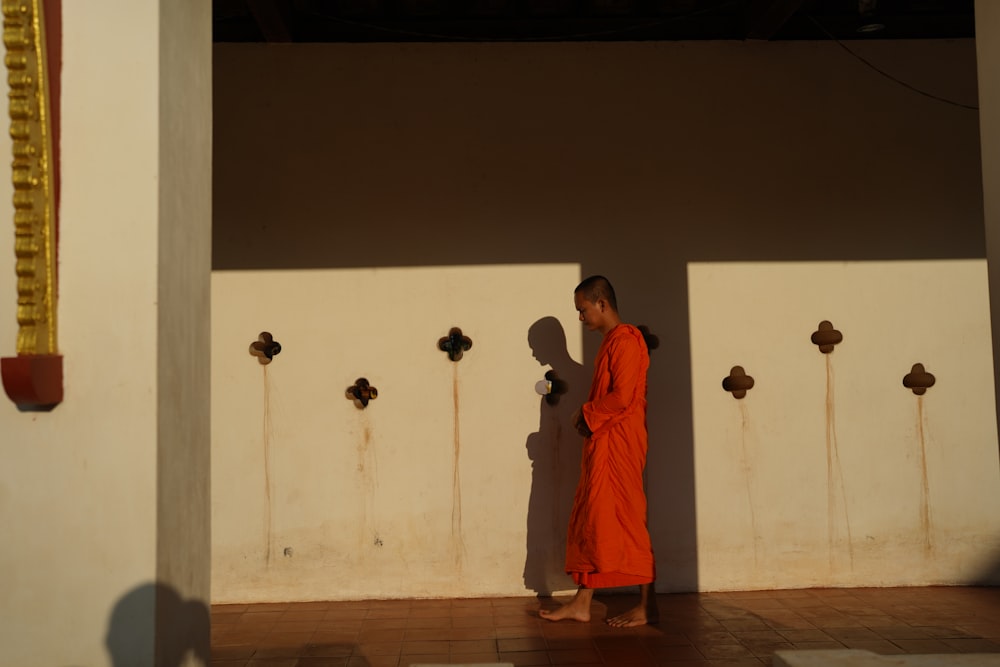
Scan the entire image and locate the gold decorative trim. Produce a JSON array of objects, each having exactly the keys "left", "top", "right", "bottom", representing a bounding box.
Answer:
[{"left": 3, "top": 0, "right": 56, "bottom": 356}]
